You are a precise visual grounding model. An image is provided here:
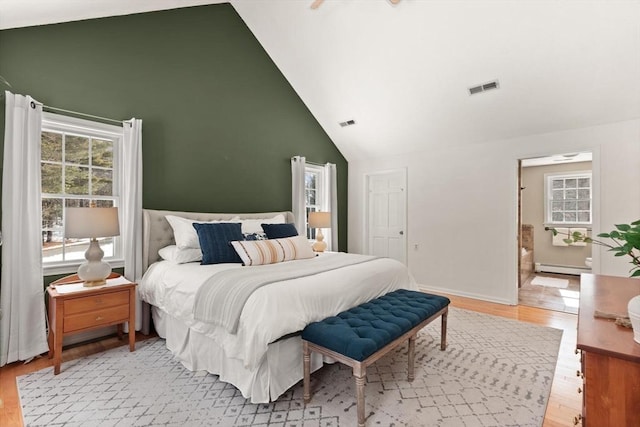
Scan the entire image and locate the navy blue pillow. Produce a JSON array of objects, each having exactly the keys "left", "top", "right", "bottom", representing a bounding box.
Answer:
[
  {"left": 261, "top": 223, "right": 298, "bottom": 239},
  {"left": 193, "top": 222, "right": 243, "bottom": 265}
]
